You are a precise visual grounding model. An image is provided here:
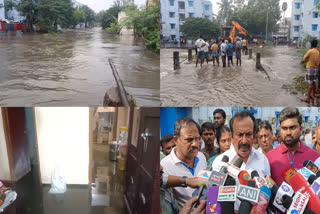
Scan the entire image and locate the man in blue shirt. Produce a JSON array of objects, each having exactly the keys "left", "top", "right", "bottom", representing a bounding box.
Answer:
[{"left": 227, "top": 39, "right": 234, "bottom": 67}]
